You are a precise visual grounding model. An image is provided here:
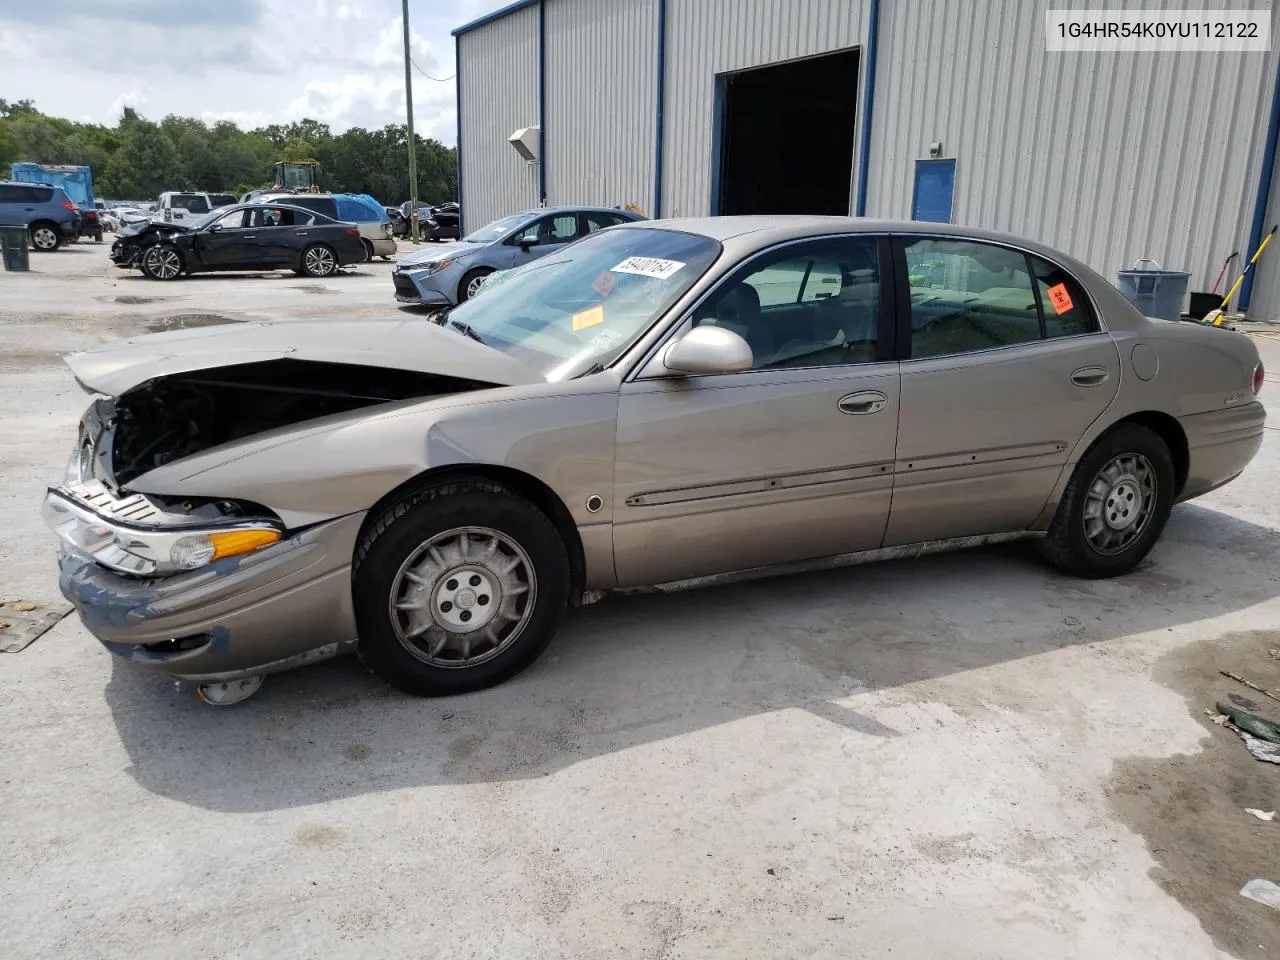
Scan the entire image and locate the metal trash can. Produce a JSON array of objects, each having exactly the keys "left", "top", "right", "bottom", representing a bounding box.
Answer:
[
  {"left": 0, "top": 225, "right": 30, "bottom": 272},
  {"left": 1115, "top": 258, "right": 1190, "bottom": 322}
]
